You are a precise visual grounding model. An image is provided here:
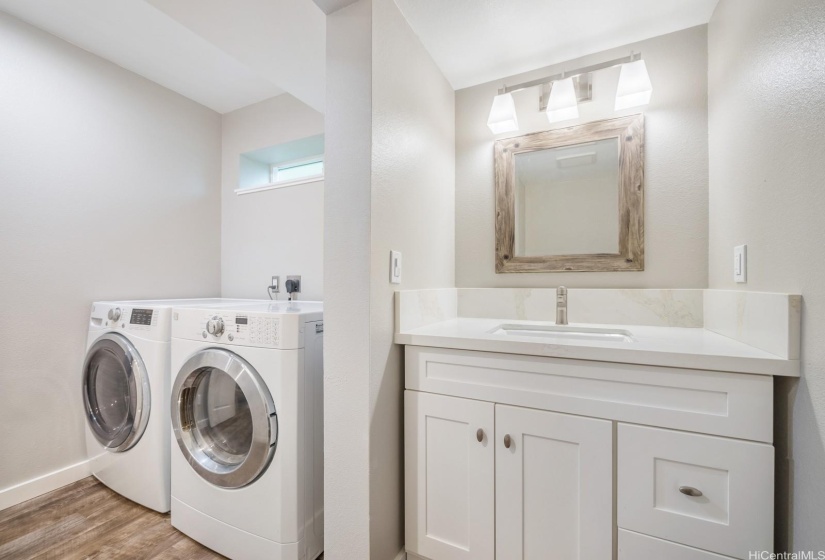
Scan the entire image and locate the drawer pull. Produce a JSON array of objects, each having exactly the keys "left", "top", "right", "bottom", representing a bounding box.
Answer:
[
  {"left": 476, "top": 428, "right": 484, "bottom": 442},
  {"left": 679, "top": 486, "right": 703, "bottom": 497},
  {"left": 504, "top": 434, "right": 512, "bottom": 449}
]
